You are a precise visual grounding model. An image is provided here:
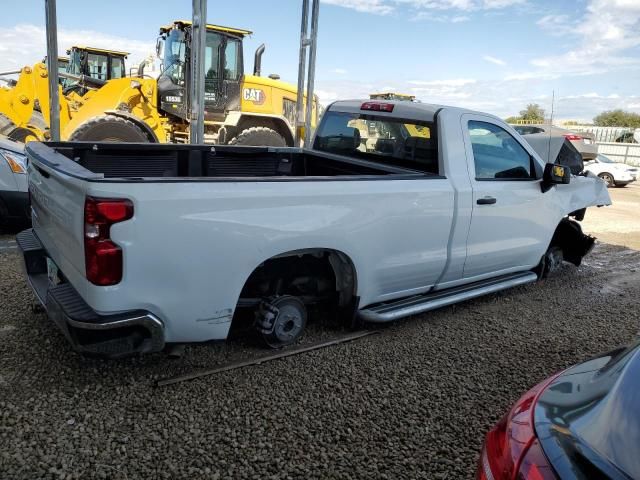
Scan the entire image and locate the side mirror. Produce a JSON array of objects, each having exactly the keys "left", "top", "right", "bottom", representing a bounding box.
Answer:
[
  {"left": 541, "top": 163, "right": 570, "bottom": 193},
  {"left": 155, "top": 37, "right": 164, "bottom": 59}
]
